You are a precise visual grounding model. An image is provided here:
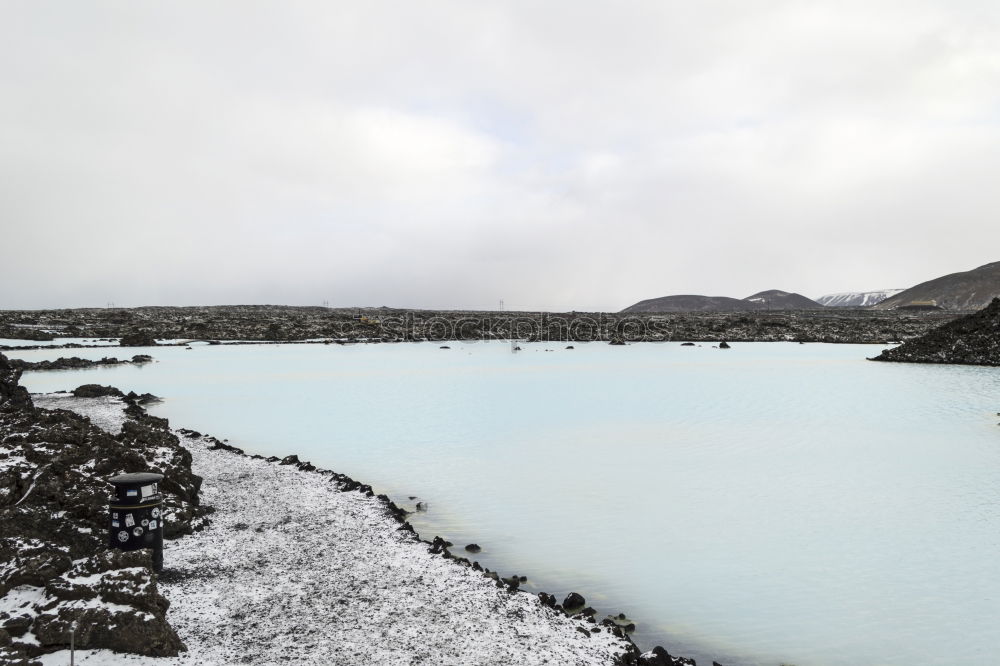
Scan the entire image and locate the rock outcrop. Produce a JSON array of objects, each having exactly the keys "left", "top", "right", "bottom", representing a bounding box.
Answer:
[
  {"left": 0, "top": 352, "right": 209, "bottom": 661},
  {"left": 119, "top": 331, "right": 158, "bottom": 347},
  {"left": 9, "top": 355, "right": 152, "bottom": 371},
  {"left": 872, "top": 298, "right": 1000, "bottom": 366}
]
